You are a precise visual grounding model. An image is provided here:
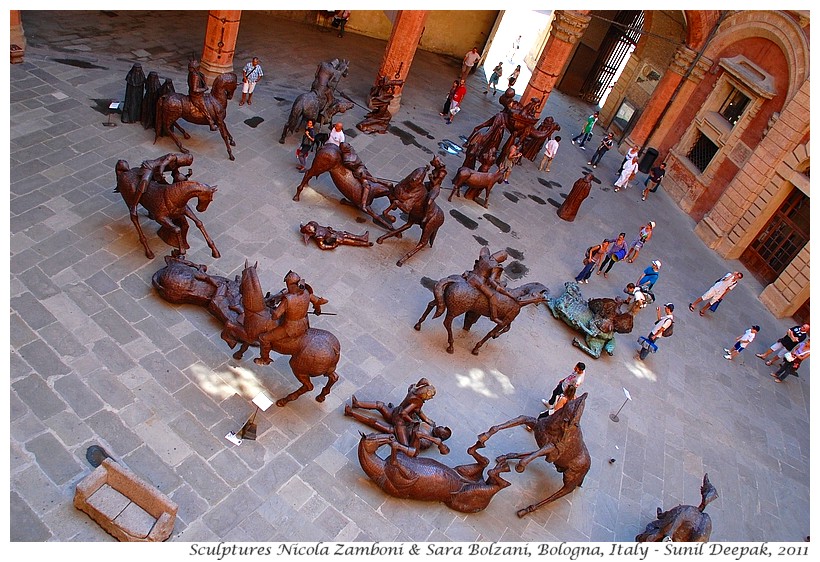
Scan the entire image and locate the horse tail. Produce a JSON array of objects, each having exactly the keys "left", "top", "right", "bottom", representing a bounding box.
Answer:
[{"left": 432, "top": 278, "right": 456, "bottom": 319}]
